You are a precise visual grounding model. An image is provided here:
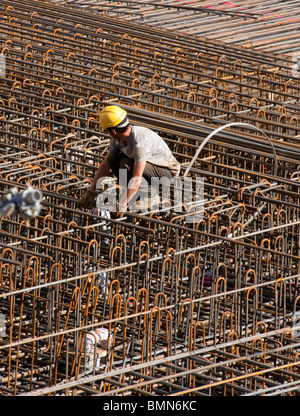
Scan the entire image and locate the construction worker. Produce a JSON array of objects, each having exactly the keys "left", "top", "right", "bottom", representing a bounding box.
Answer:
[{"left": 78, "top": 105, "right": 180, "bottom": 215}]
